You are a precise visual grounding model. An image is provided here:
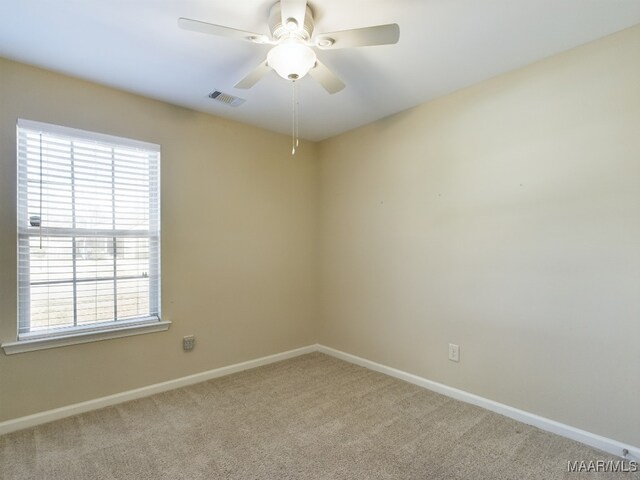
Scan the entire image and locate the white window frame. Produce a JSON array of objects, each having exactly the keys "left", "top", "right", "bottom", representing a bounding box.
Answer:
[{"left": 2, "top": 120, "right": 169, "bottom": 355}]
